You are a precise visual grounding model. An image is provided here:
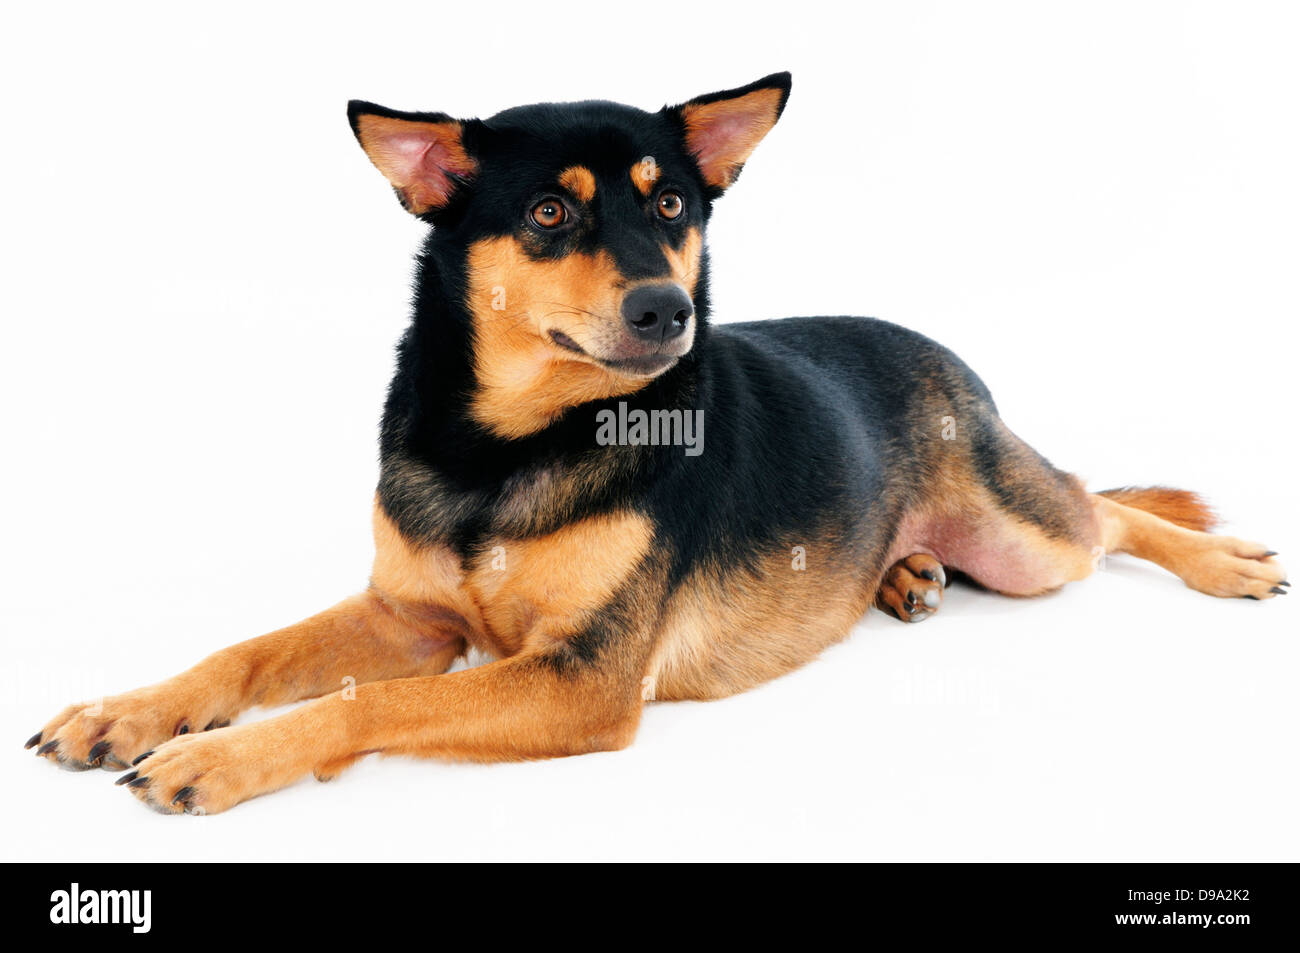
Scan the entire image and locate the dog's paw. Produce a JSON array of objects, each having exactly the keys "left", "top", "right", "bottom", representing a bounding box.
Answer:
[
  {"left": 118, "top": 720, "right": 313, "bottom": 815},
  {"left": 1176, "top": 538, "right": 1288, "bottom": 600},
  {"left": 876, "top": 554, "right": 947, "bottom": 622},
  {"left": 26, "top": 685, "right": 233, "bottom": 772}
]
